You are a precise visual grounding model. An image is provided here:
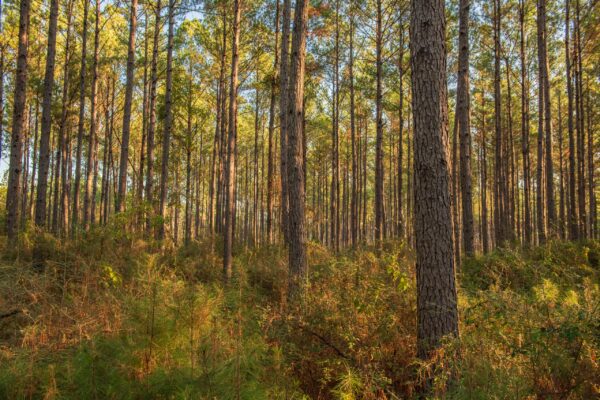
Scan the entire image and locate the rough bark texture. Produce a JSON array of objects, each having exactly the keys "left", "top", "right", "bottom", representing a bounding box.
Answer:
[
  {"left": 410, "top": 0, "right": 459, "bottom": 358},
  {"left": 286, "top": 0, "right": 309, "bottom": 298},
  {"left": 279, "top": 0, "right": 291, "bottom": 244},
  {"left": 538, "top": 0, "right": 556, "bottom": 237},
  {"left": 34, "top": 0, "right": 60, "bottom": 228},
  {"left": 457, "top": 0, "right": 474, "bottom": 255},
  {"left": 6, "top": 0, "right": 31, "bottom": 240},
  {"left": 116, "top": 0, "right": 138, "bottom": 213},
  {"left": 493, "top": 0, "right": 507, "bottom": 246}
]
